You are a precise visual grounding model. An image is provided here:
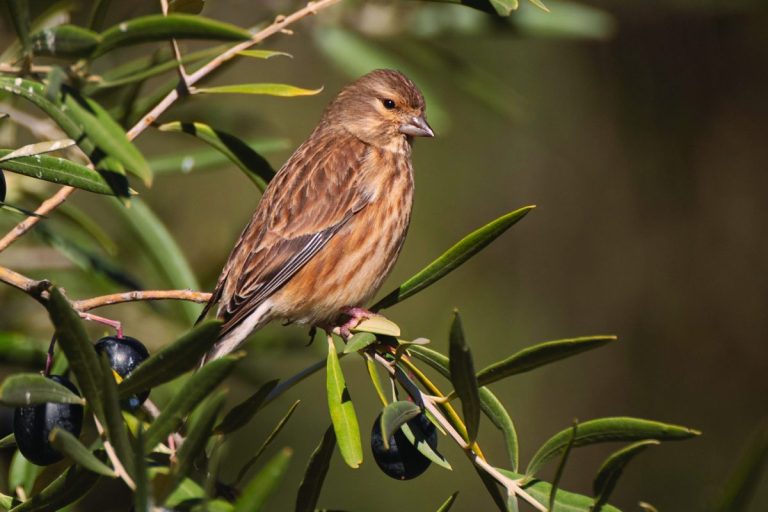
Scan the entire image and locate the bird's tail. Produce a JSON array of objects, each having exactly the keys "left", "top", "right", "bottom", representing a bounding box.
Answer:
[{"left": 198, "top": 300, "right": 273, "bottom": 368}]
